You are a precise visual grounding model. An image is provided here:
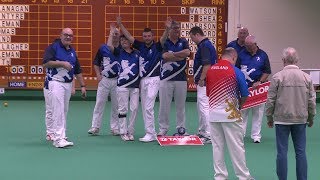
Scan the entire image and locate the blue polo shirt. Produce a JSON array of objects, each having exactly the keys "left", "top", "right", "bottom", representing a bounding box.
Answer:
[
  {"left": 42, "top": 39, "right": 81, "bottom": 83},
  {"left": 93, "top": 44, "right": 120, "bottom": 78},
  {"left": 227, "top": 39, "right": 246, "bottom": 54},
  {"left": 133, "top": 40, "right": 162, "bottom": 78},
  {"left": 236, "top": 47, "right": 271, "bottom": 87},
  {"left": 115, "top": 48, "right": 140, "bottom": 88},
  {"left": 193, "top": 38, "right": 217, "bottom": 84},
  {"left": 161, "top": 37, "right": 189, "bottom": 81}
]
